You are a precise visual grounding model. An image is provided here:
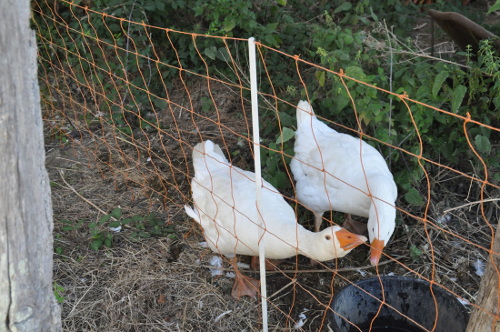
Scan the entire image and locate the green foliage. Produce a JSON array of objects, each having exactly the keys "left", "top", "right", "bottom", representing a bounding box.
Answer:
[
  {"left": 34, "top": 0, "right": 498, "bottom": 208},
  {"left": 404, "top": 188, "right": 425, "bottom": 207},
  {"left": 409, "top": 245, "right": 423, "bottom": 261},
  {"left": 53, "top": 282, "right": 66, "bottom": 304},
  {"left": 487, "top": 0, "right": 500, "bottom": 15},
  {"left": 56, "top": 208, "right": 175, "bottom": 252},
  {"left": 303, "top": 12, "right": 499, "bottom": 203}
]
